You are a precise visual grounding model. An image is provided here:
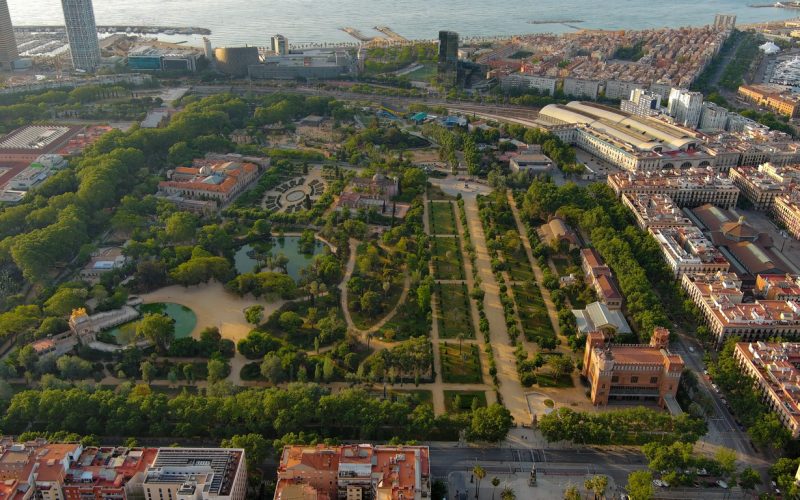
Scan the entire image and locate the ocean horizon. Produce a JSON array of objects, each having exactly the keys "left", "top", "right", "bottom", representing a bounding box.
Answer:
[{"left": 10, "top": 0, "right": 800, "bottom": 48}]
